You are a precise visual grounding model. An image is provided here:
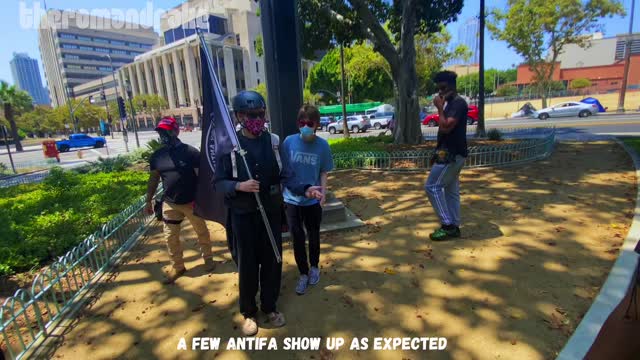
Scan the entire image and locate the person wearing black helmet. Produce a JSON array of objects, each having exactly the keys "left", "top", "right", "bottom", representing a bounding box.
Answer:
[{"left": 215, "top": 90, "right": 323, "bottom": 336}]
